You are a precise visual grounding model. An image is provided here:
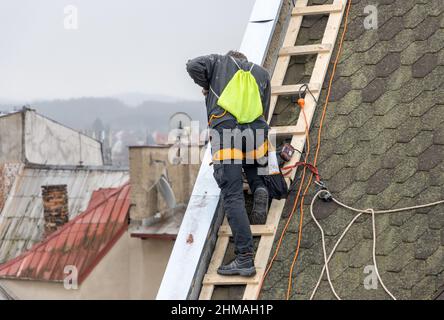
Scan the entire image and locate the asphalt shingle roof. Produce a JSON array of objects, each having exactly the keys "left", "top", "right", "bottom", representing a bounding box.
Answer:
[{"left": 261, "top": 0, "right": 443, "bottom": 300}]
